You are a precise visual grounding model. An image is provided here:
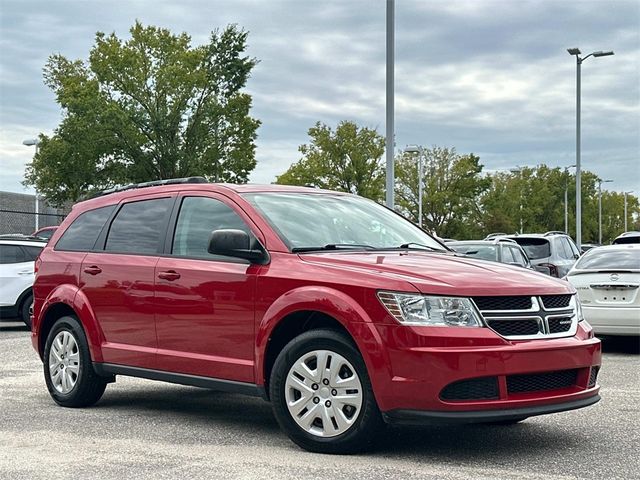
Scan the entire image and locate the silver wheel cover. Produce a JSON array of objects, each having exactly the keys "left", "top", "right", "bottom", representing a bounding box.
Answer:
[
  {"left": 285, "top": 349, "right": 363, "bottom": 438},
  {"left": 48, "top": 330, "right": 80, "bottom": 394}
]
